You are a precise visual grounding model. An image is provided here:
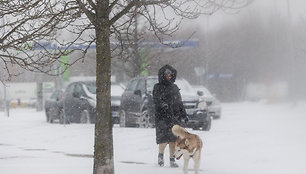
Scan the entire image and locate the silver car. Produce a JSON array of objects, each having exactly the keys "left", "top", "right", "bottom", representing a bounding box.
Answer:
[{"left": 193, "top": 85, "right": 222, "bottom": 119}]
